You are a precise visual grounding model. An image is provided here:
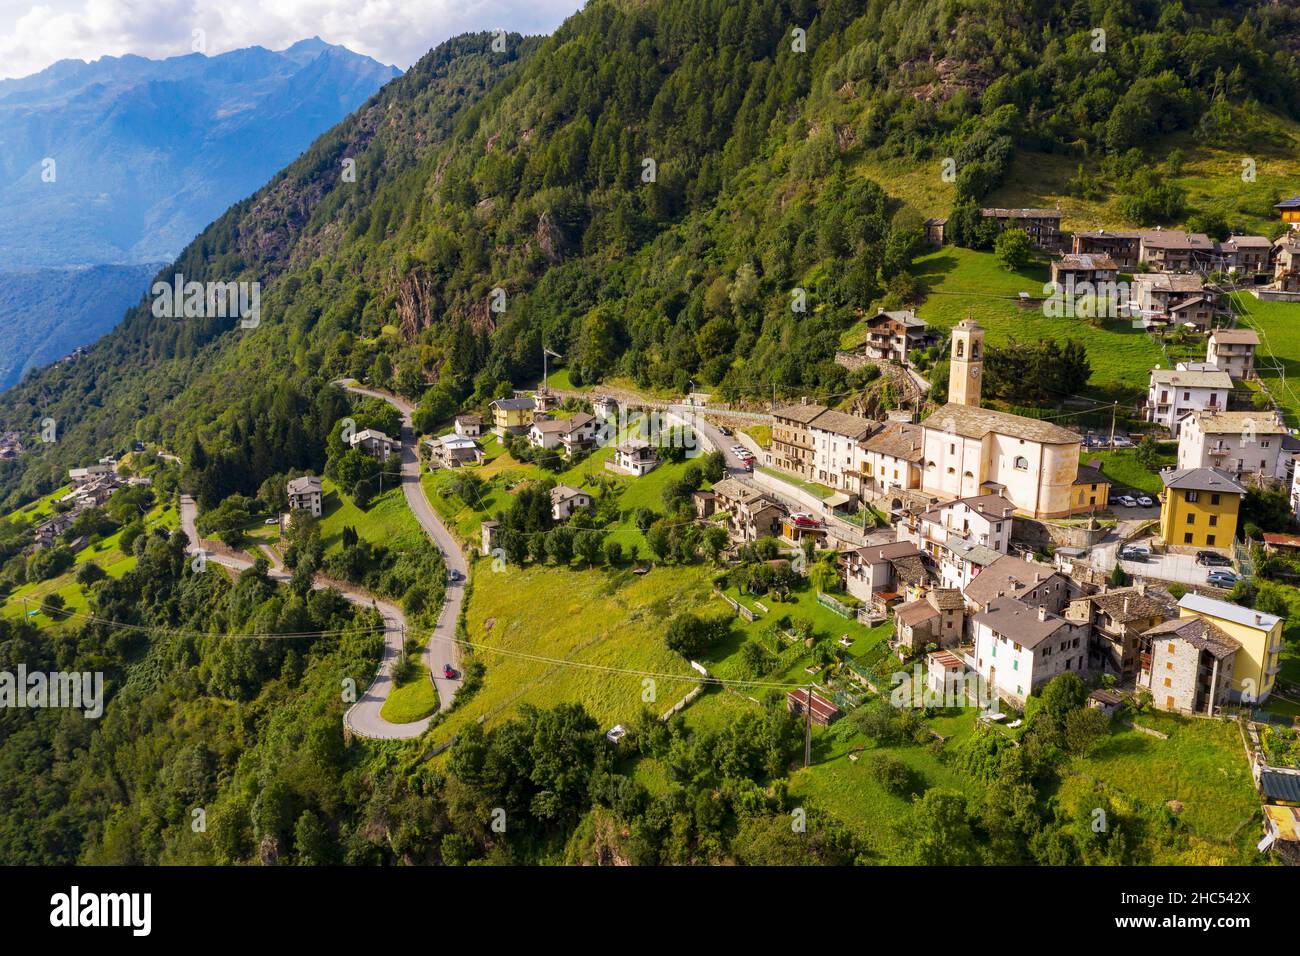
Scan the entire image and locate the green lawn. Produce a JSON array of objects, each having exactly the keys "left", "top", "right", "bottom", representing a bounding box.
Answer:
[
  {"left": 6, "top": 485, "right": 73, "bottom": 525},
  {"left": 740, "top": 424, "right": 771, "bottom": 449},
  {"left": 3, "top": 502, "right": 176, "bottom": 624},
  {"left": 380, "top": 653, "right": 439, "bottom": 723},
  {"left": 908, "top": 246, "right": 1165, "bottom": 404},
  {"left": 786, "top": 711, "right": 984, "bottom": 855},
  {"left": 1232, "top": 292, "right": 1300, "bottom": 427},
  {"left": 316, "top": 479, "right": 424, "bottom": 555},
  {"left": 756, "top": 465, "right": 834, "bottom": 500},
  {"left": 432, "top": 562, "right": 708, "bottom": 744},
  {"left": 1082, "top": 446, "right": 1175, "bottom": 495},
  {"left": 1065, "top": 710, "right": 1259, "bottom": 855}
]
